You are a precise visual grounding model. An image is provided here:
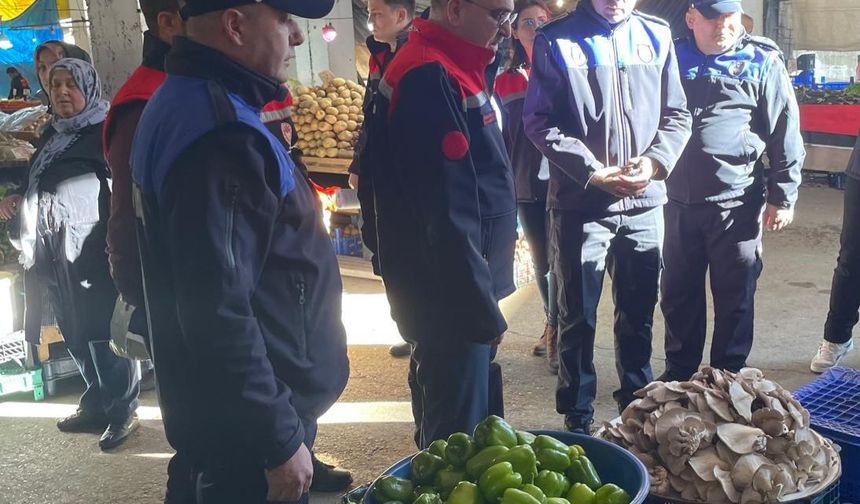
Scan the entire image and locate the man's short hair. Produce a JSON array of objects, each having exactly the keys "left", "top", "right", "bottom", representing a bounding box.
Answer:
[
  {"left": 384, "top": 0, "right": 417, "bottom": 14},
  {"left": 5, "top": 67, "right": 17, "bottom": 75},
  {"left": 140, "top": 0, "right": 181, "bottom": 32}
]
